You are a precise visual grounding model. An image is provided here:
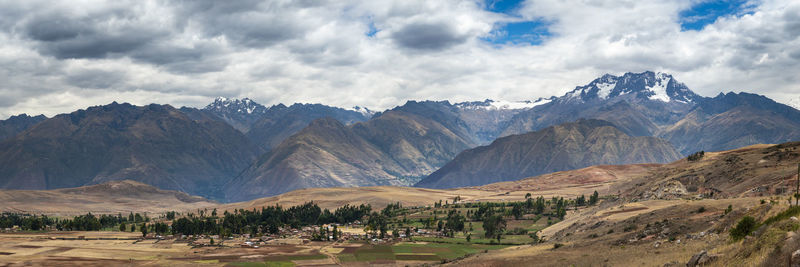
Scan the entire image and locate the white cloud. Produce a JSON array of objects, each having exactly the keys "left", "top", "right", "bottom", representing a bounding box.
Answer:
[{"left": 0, "top": 0, "right": 798, "bottom": 119}]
